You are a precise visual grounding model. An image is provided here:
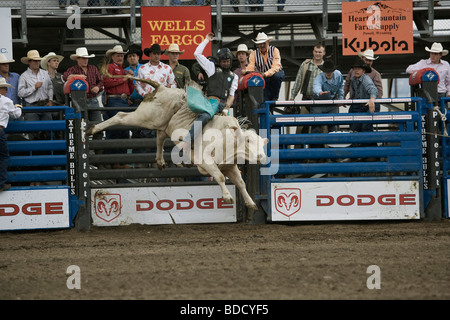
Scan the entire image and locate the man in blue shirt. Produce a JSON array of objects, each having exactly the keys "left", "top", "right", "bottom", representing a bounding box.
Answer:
[
  {"left": 124, "top": 45, "right": 143, "bottom": 106},
  {"left": 348, "top": 59, "right": 378, "bottom": 133},
  {"left": 310, "top": 60, "right": 344, "bottom": 134},
  {"left": 0, "top": 54, "right": 20, "bottom": 105}
]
